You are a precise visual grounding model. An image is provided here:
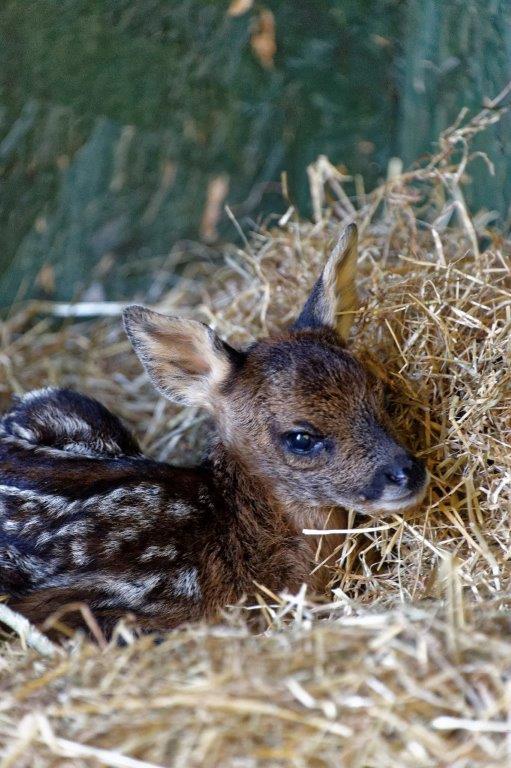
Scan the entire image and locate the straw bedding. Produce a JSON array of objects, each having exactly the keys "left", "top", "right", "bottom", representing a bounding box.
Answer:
[{"left": 0, "top": 100, "right": 510, "bottom": 767}]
